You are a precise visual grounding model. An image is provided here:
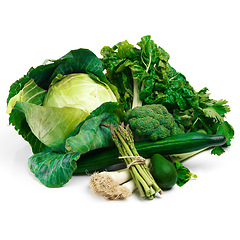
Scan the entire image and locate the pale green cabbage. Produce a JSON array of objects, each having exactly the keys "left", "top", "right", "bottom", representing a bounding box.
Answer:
[
  {"left": 43, "top": 73, "right": 117, "bottom": 114},
  {"left": 6, "top": 48, "right": 120, "bottom": 187},
  {"left": 7, "top": 73, "right": 117, "bottom": 152}
]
